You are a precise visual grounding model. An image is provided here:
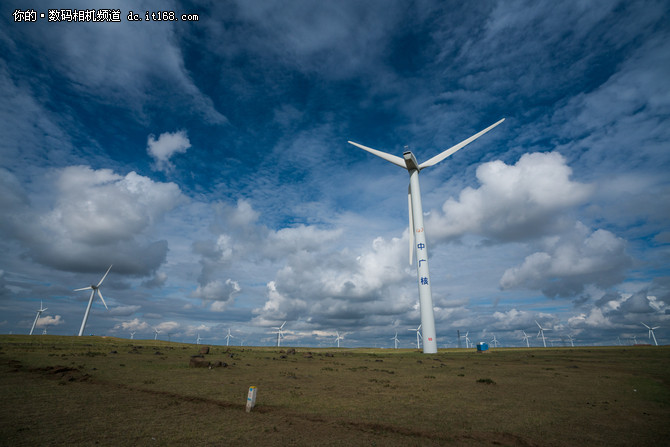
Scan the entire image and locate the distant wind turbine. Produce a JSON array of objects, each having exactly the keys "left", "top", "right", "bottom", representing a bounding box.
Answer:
[
  {"left": 130, "top": 331, "right": 135, "bottom": 340},
  {"left": 349, "top": 118, "right": 505, "bottom": 354},
  {"left": 535, "top": 320, "right": 550, "bottom": 348},
  {"left": 490, "top": 334, "right": 500, "bottom": 348},
  {"left": 335, "top": 331, "right": 344, "bottom": 348},
  {"left": 154, "top": 328, "right": 160, "bottom": 340},
  {"left": 196, "top": 333, "right": 202, "bottom": 345},
  {"left": 567, "top": 334, "right": 575, "bottom": 347},
  {"left": 42, "top": 327, "right": 47, "bottom": 335},
  {"left": 225, "top": 328, "right": 234, "bottom": 346},
  {"left": 272, "top": 321, "right": 286, "bottom": 347},
  {"left": 522, "top": 331, "right": 530, "bottom": 348},
  {"left": 74, "top": 265, "right": 112, "bottom": 336},
  {"left": 408, "top": 324, "right": 422, "bottom": 349},
  {"left": 391, "top": 331, "right": 400, "bottom": 349},
  {"left": 29, "top": 301, "right": 48, "bottom": 335},
  {"left": 464, "top": 331, "right": 471, "bottom": 349},
  {"left": 641, "top": 322, "right": 659, "bottom": 346}
]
